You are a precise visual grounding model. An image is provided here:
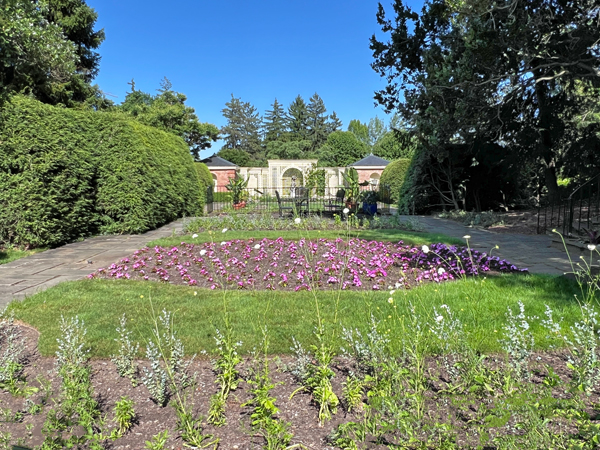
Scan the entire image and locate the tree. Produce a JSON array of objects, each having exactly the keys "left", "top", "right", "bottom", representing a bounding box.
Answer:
[
  {"left": 263, "top": 98, "right": 287, "bottom": 142},
  {"left": 119, "top": 78, "right": 219, "bottom": 160},
  {"left": 347, "top": 120, "right": 370, "bottom": 147},
  {"left": 368, "top": 116, "right": 387, "bottom": 147},
  {"left": 306, "top": 93, "right": 329, "bottom": 151},
  {"left": 373, "top": 131, "right": 415, "bottom": 160},
  {"left": 43, "top": 0, "right": 105, "bottom": 104},
  {"left": 266, "top": 140, "right": 312, "bottom": 160},
  {"left": 371, "top": 0, "right": 600, "bottom": 205},
  {"left": 220, "top": 94, "right": 262, "bottom": 157},
  {"left": 286, "top": 95, "right": 309, "bottom": 141},
  {"left": 217, "top": 148, "right": 251, "bottom": 167},
  {"left": 0, "top": 0, "right": 77, "bottom": 103},
  {"left": 327, "top": 111, "right": 343, "bottom": 134},
  {"left": 316, "top": 131, "right": 368, "bottom": 167}
]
